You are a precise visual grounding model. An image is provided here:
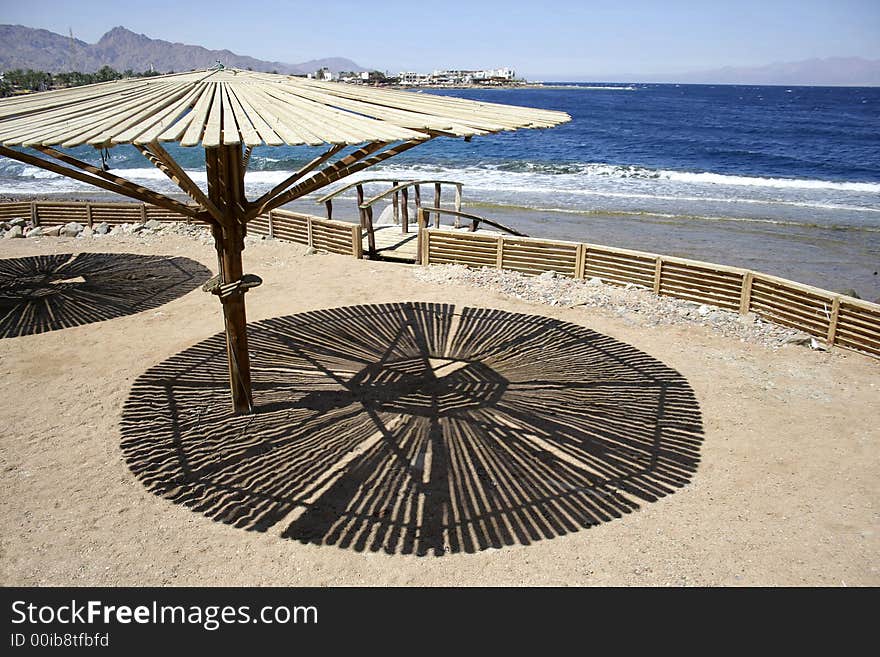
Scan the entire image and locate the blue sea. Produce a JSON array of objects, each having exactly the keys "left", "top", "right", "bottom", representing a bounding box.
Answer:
[{"left": 1, "top": 83, "right": 879, "bottom": 297}]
